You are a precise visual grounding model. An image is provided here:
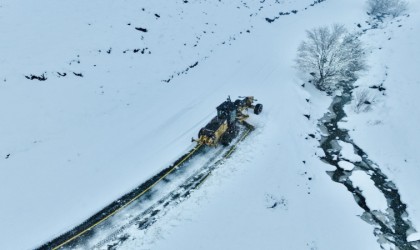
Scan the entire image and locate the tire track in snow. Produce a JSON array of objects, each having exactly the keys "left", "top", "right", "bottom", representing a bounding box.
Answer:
[{"left": 70, "top": 127, "right": 253, "bottom": 249}]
